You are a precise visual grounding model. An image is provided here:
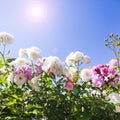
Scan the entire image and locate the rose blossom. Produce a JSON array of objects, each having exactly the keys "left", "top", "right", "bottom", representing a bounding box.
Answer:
[
  {"left": 80, "top": 68, "right": 92, "bottom": 82},
  {"left": 0, "top": 32, "right": 14, "bottom": 45},
  {"left": 108, "top": 92, "right": 120, "bottom": 104},
  {"left": 14, "top": 73, "right": 26, "bottom": 85},
  {"left": 65, "top": 81, "right": 74, "bottom": 91},
  {"left": 73, "top": 51, "right": 84, "bottom": 61},
  {"left": 11, "top": 57, "right": 30, "bottom": 66},
  {"left": 83, "top": 55, "right": 91, "bottom": 64},
  {"left": 108, "top": 59, "right": 118, "bottom": 67},
  {"left": 92, "top": 75, "right": 104, "bottom": 88},
  {"left": 42, "top": 56, "right": 65, "bottom": 76},
  {"left": 29, "top": 76, "right": 40, "bottom": 91},
  {"left": 65, "top": 51, "right": 84, "bottom": 65},
  {"left": 15, "top": 65, "right": 32, "bottom": 82},
  {"left": 100, "top": 66, "right": 109, "bottom": 76},
  {"left": 26, "top": 47, "right": 41, "bottom": 60},
  {"left": 91, "top": 64, "right": 119, "bottom": 88}
]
